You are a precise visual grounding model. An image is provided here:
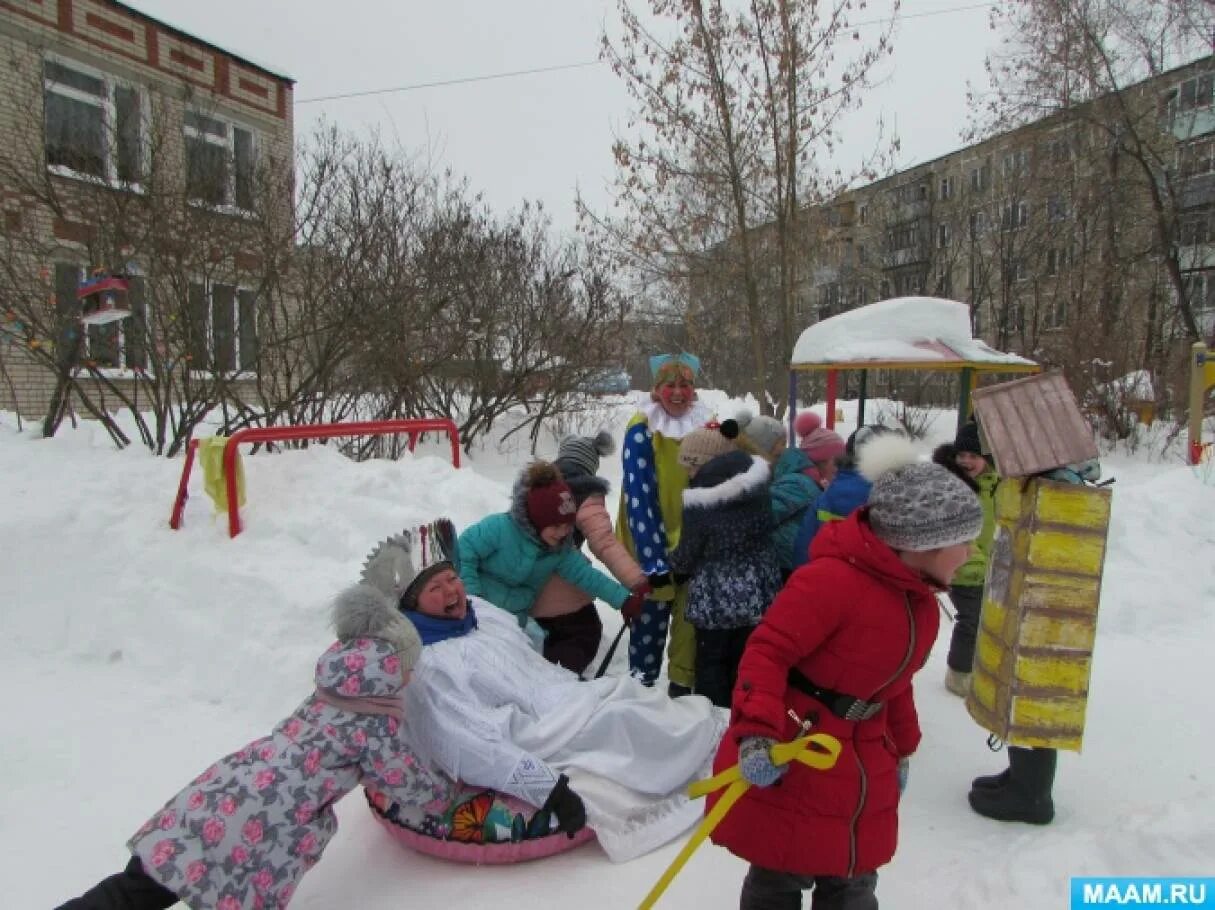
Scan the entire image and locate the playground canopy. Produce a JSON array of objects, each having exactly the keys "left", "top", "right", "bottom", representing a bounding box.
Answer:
[{"left": 788, "top": 296, "right": 1040, "bottom": 434}]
